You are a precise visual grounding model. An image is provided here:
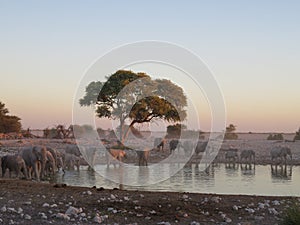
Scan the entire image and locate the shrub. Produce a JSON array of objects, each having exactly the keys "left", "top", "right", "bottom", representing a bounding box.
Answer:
[
  {"left": 280, "top": 203, "right": 300, "bottom": 225},
  {"left": 293, "top": 128, "right": 300, "bottom": 141},
  {"left": 267, "top": 133, "right": 284, "bottom": 140}
]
